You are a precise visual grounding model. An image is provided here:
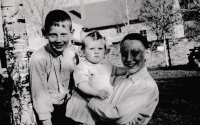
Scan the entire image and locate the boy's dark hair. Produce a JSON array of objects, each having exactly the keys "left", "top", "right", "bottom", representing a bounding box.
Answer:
[
  {"left": 81, "top": 30, "right": 106, "bottom": 50},
  {"left": 120, "top": 33, "right": 149, "bottom": 49},
  {"left": 42, "top": 9, "right": 72, "bottom": 36}
]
